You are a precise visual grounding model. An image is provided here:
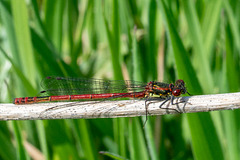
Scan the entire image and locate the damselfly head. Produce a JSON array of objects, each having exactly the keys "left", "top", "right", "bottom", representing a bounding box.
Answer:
[{"left": 172, "top": 79, "right": 187, "bottom": 96}]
